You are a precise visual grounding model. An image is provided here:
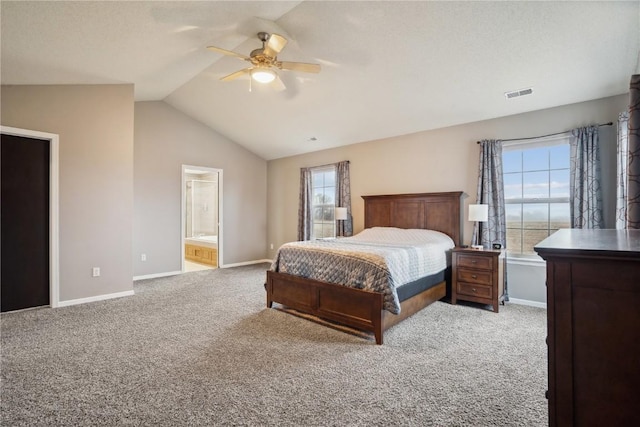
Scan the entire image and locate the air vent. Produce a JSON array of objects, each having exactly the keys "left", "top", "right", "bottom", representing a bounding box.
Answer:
[{"left": 505, "top": 87, "right": 533, "bottom": 99}]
